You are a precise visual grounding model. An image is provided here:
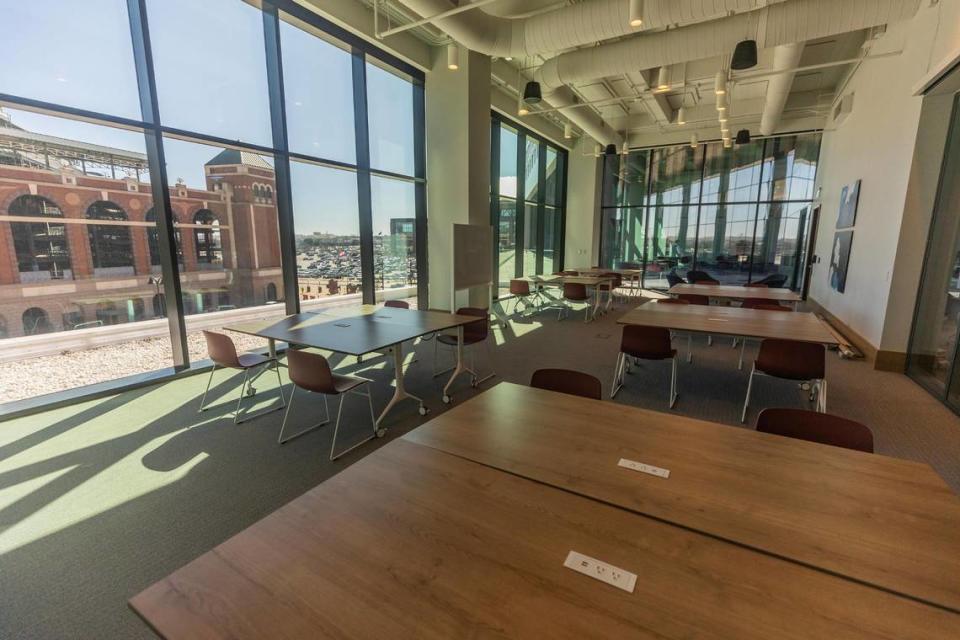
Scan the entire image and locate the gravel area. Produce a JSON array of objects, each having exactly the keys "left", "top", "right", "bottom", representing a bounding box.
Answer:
[{"left": 0, "top": 330, "right": 271, "bottom": 404}]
